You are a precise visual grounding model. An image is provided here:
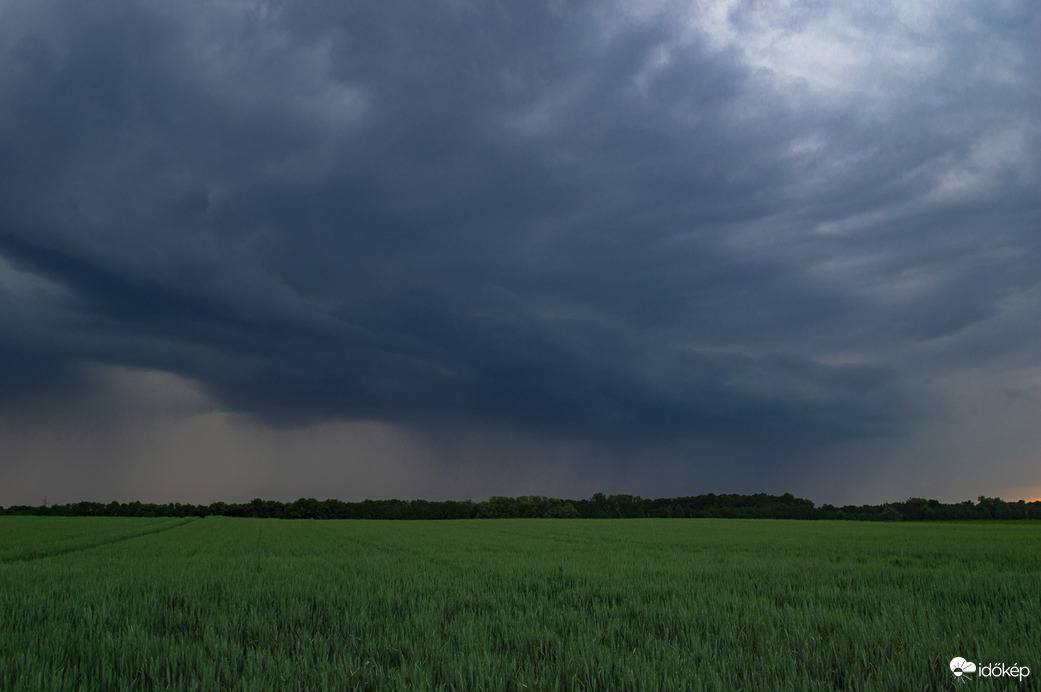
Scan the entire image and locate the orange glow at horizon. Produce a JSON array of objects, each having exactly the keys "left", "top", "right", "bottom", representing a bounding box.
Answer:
[{"left": 997, "top": 482, "right": 1041, "bottom": 503}]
